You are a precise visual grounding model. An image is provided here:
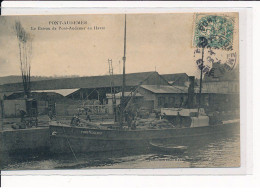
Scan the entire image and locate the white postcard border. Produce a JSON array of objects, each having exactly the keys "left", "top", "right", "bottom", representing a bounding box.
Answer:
[{"left": 0, "top": 2, "right": 253, "bottom": 177}]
